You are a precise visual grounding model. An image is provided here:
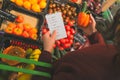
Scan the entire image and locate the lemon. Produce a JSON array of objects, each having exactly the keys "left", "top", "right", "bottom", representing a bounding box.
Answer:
[{"left": 31, "top": 4, "right": 41, "bottom": 12}]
